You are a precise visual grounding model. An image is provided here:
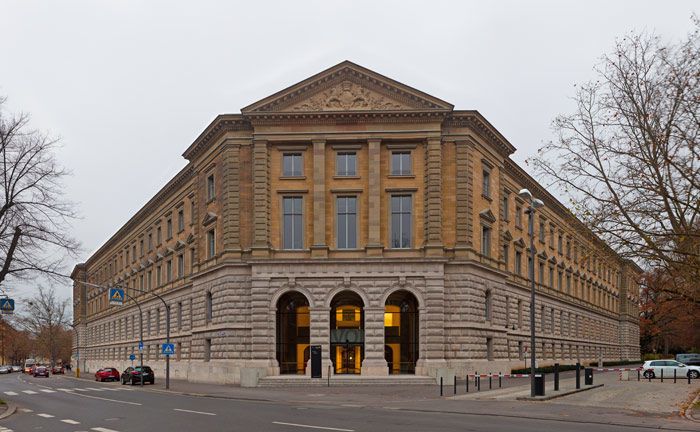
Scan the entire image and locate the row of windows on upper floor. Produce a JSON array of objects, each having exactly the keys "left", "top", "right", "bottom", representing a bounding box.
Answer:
[
  {"left": 481, "top": 163, "right": 617, "bottom": 286},
  {"left": 282, "top": 150, "right": 412, "bottom": 177}
]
